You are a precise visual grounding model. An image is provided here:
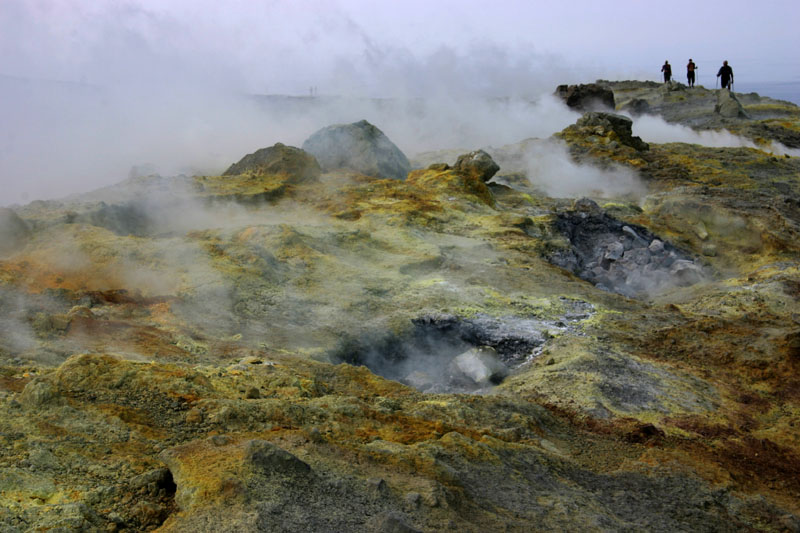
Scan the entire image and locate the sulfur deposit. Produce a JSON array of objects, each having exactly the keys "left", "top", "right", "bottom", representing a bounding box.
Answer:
[{"left": 2, "top": 87, "right": 800, "bottom": 532}]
